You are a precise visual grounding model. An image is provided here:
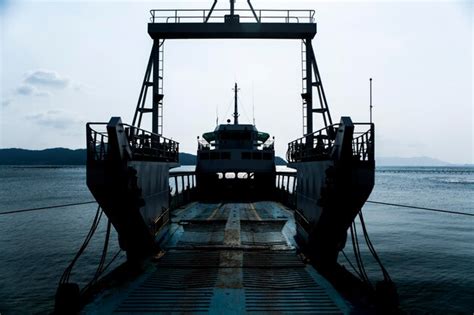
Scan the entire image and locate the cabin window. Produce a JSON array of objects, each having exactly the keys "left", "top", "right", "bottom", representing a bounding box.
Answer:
[
  {"left": 200, "top": 152, "right": 209, "bottom": 160},
  {"left": 263, "top": 153, "right": 272, "bottom": 160},
  {"left": 221, "top": 152, "right": 231, "bottom": 160},
  {"left": 241, "top": 152, "right": 251, "bottom": 159},
  {"left": 225, "top": 172, "right": 235, "bottom": 179},
  {"left": 220, "top": 131, "right": 251, "bottom": 141},
  {"left": 210, "top": 152, "right": 219, "bottom": 160},
  {"left": 252, "top": 152, "right": 262, "bottom": 160}
]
